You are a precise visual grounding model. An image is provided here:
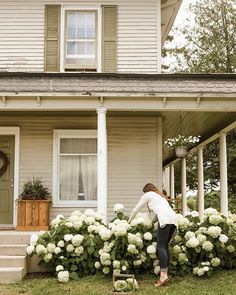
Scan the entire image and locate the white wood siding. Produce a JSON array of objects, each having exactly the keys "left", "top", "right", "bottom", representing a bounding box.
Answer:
[
  {"left": 0, "top": 0, "right": 159, "bottom": 73},
  {"left": 0, "top": 115, "right": 161, "bottom": 221}
]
